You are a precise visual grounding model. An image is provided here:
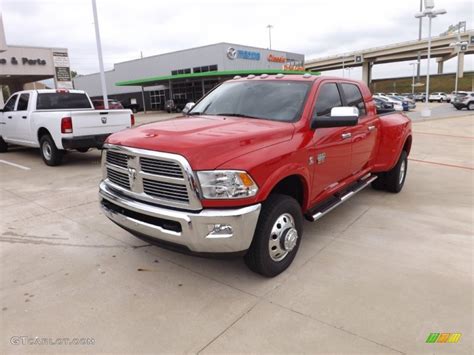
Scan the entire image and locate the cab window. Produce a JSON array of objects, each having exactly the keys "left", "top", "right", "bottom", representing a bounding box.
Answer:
[
  {"left": 3, "top": 94, "right": 18, "bottom": 112},
  {"left": 313, "top": 83, "right": 342, "bottom": 118},
  {"left": 16, "top": 93, "right": 30, "bottom": 111},
  {"left": 341, "top": 83, "right": 366, "bottom": 116}
]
